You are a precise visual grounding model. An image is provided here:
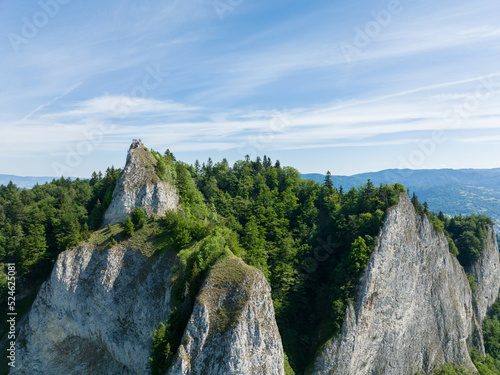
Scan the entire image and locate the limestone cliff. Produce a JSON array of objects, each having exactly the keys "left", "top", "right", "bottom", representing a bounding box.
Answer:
[
  {"left": 103, "top": 141, "right": 179, "bottom": 226},
  {"left": 12, "top": 141, "right": 286, "bottom": 375},
  {"left": 13, "top": 251, "right": 285, "bottom": 374},
  {"left": 12, "top": 245, "right": 177, "bottom": 375},
  {"left": 469, "top": 226, "right": 500, "bottom": 324},
  {"left": 168, "top": 257, "right": 285, "bottom": 375},
  {"left": 312, "top": 194, "right": 500, "bottom": 375}
]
